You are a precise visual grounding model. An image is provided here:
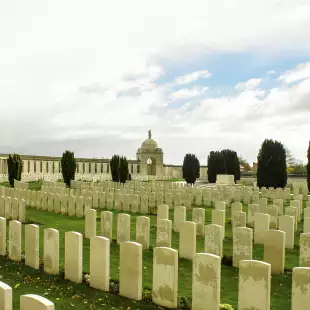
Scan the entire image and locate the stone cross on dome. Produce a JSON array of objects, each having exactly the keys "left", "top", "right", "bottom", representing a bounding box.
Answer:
[{"left": 148, "top": 129, "right": 152, "bottom": 139}]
